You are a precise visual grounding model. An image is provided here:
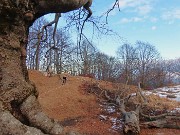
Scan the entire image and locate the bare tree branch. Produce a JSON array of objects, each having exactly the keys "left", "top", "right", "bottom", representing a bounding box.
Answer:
[
  {"left": 41, "top": 13, "right": 61, "bottom": 46},
  {"left": 103, "top": 0, "right": 120, "bottom": 24}
]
